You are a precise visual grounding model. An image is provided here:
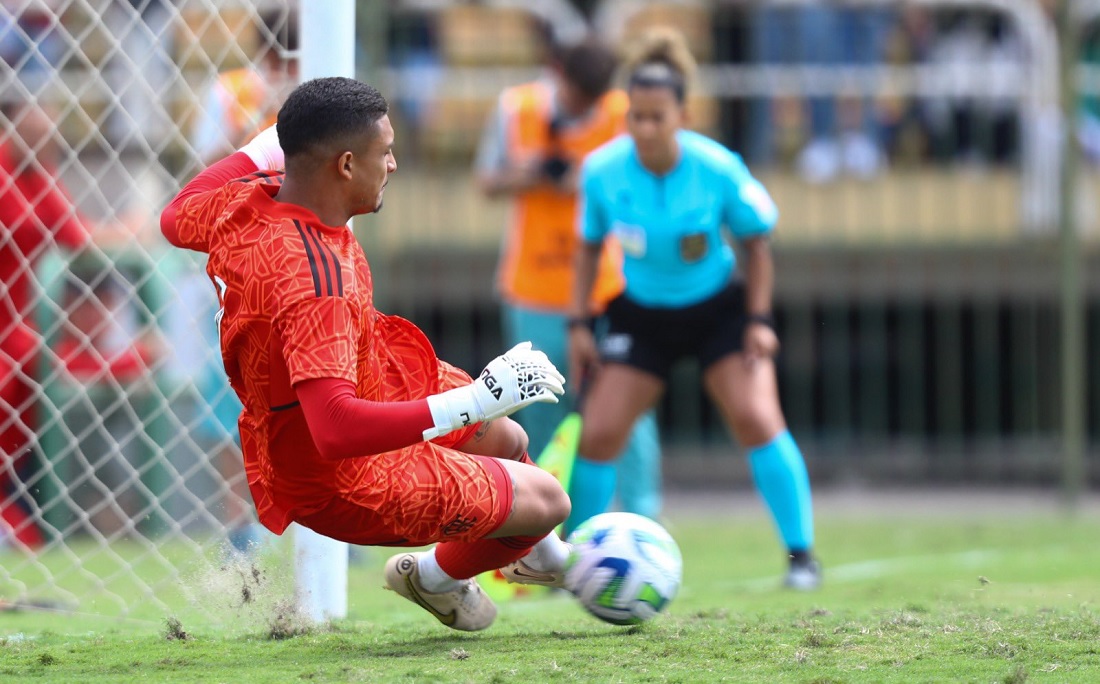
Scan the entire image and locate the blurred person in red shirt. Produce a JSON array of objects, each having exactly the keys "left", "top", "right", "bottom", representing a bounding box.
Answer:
[
  {"left": 54, "top": 273, "right": 154, "bottom": 384},
  {"left": 0, "top": 99, "right": 91, "bottom": 548}
]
